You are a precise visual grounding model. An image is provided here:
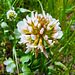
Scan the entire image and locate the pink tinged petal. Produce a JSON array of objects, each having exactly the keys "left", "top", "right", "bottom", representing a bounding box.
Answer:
[
  {"left": 25, "top": 48, "right": 31, "bottom": 53},
  {"left": 40, "top": 28, "right": 44, "bottom": 34},
  {"left": 44, "top": 35, "right": 48, "bottom": 40}
]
